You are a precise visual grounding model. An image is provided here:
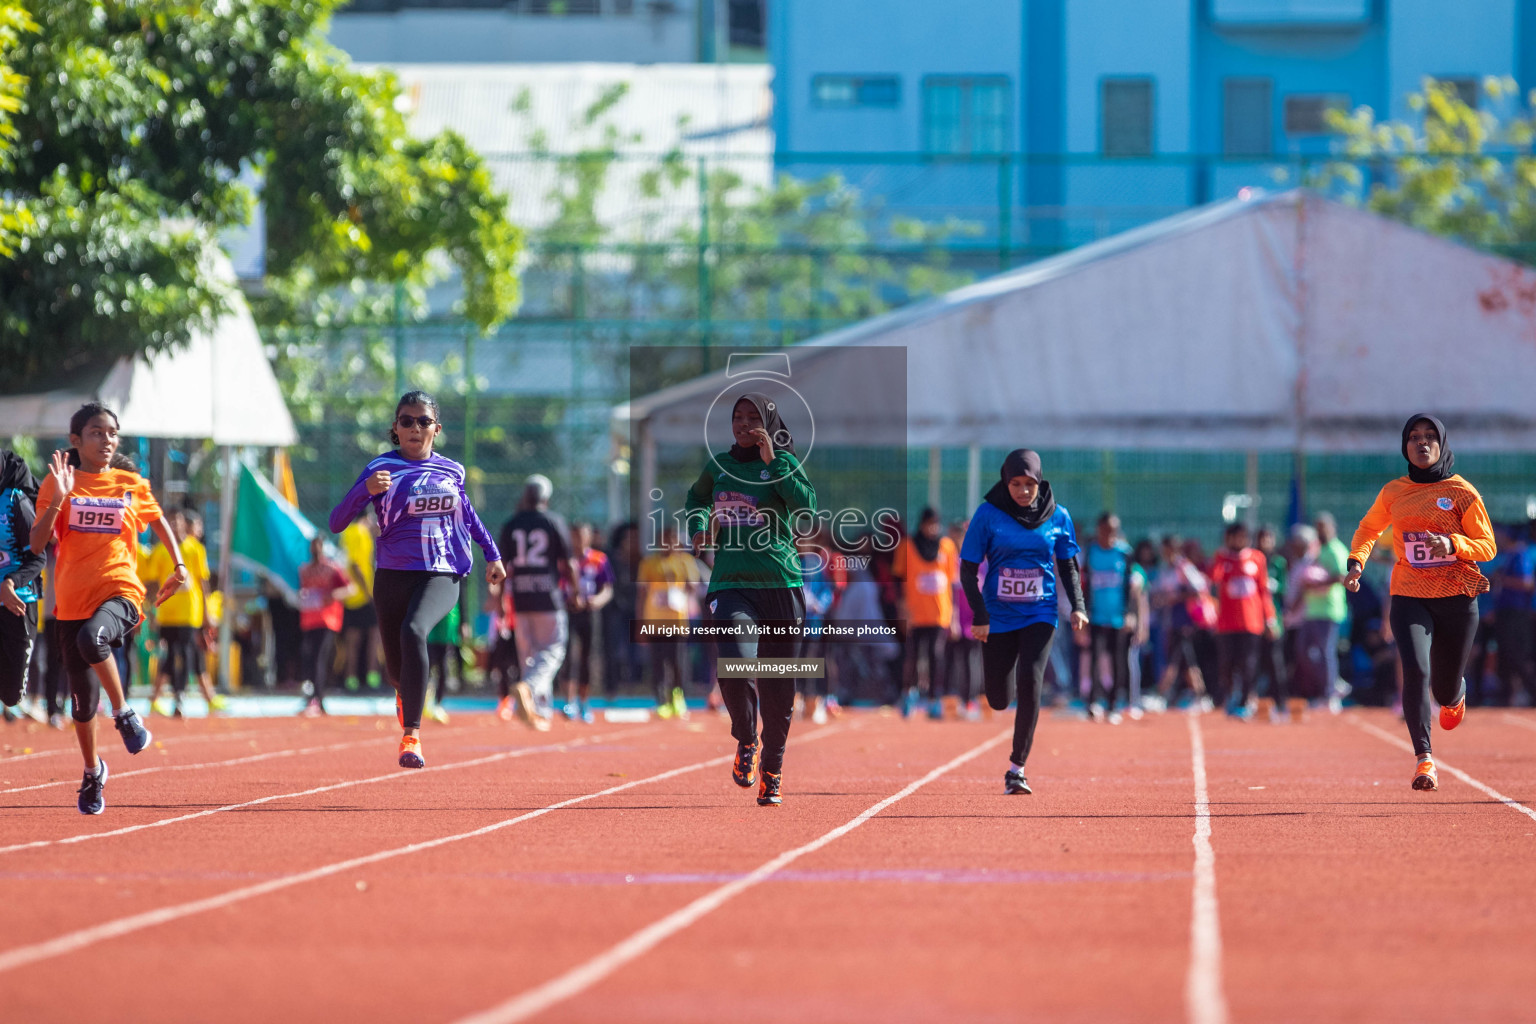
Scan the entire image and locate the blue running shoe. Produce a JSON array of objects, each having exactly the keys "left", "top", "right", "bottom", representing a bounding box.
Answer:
[
  {"left": 78, "top": 759, "right": 108, "bottom": 815},
  {"left": 114, "top": 708, "right": 151, "bottom": 754}
]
